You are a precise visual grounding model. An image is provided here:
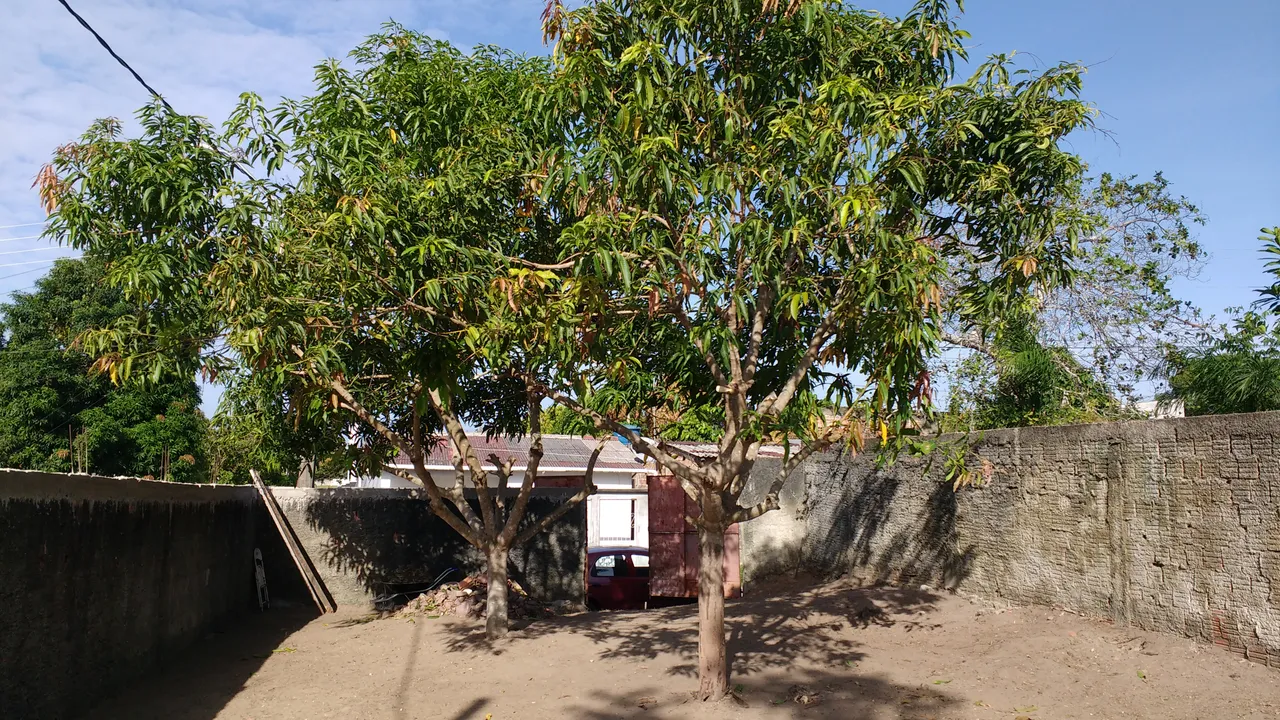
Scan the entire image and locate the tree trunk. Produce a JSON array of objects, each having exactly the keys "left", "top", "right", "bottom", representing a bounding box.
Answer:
[
  {"left": 296, "top": 457, "right": 314, "bottom": 488},
  {"left": 485, "top": 544, "right": 510, "bottom": 640},
  {"left": 696, "top": 525, "right": 729, "bottom": 700}
]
